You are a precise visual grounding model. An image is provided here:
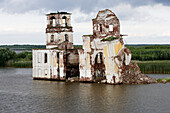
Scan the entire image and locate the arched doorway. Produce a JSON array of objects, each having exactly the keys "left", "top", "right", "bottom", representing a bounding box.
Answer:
[{"left": 94, "top": 52, "right": 105, "bottom": 79}]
